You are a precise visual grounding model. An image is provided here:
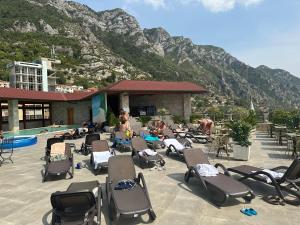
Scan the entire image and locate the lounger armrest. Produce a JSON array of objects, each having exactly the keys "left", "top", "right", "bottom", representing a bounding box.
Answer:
[
  {"left": 97, "top": 184, "right": 102, "bottom": 224},
  {"left": 214, "top": 163, "right": 230, "bottom": 176},
  {"left": 271, "top": 166, "right": 289, "bottom": 172}
]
